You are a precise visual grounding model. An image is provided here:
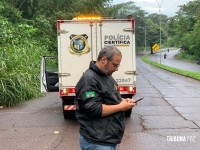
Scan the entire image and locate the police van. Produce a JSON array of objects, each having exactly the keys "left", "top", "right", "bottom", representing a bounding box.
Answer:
[{"left": 41, "top": 17, "right": 137, "bottom": 119}]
